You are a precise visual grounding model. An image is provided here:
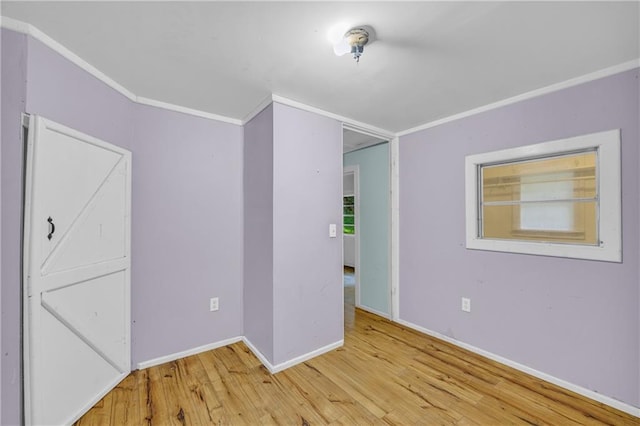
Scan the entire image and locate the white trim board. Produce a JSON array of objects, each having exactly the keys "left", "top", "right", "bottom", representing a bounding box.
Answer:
[
  {"left": 1, "top": 16, "right": 136, "bottom": 102},
  {"left": 137, "top": 97, "right": 242, "bottom": 125},
  {"left": 242, "top": 337, "right": 344, "bottom": 374},
  {"left": 241, "top": 94, "right": 274, "bottom": 124},
  {"left": 137, "top": 335, "right": 344, "bottom": 376},
  {"left": 272, "top": 94, "right": 396, "bottom": 140},
  {"left": 356, "top": 305, "right": 391, "bottom": 320},
  {"left": 395, "top": 318, "right": 640, "bottom": 418},
  {"left": 0, "top": 16, "right": 392, "bottom": 133},
  {"left": 397, "top": 59, "right": 640, "bottom": 137},
  {"left": 136, "top": 320, "right": 640, "bottom": 416},
  {"left": 0, "top": 17, "right": 241, "bottom": 126},
  {"left": 390, "top": 136, "right": 400, "bottom": 322},
  {"left": 136, "top": 336, "right": 242, "bottom": 370},
  {"left": 2, "top": 16, "right": 638, "bottom": 137},
  {"left": 464, "top": 129, "right": 622, "bottom": 262}
]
